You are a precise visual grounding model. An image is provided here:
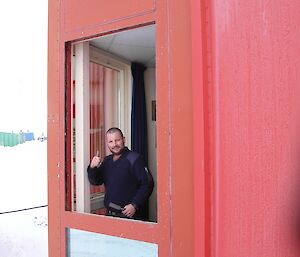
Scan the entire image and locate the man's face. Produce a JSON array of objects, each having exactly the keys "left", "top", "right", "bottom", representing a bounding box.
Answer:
[{"left": 106, "top": 131, "right": 125, "bottom": 155}]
